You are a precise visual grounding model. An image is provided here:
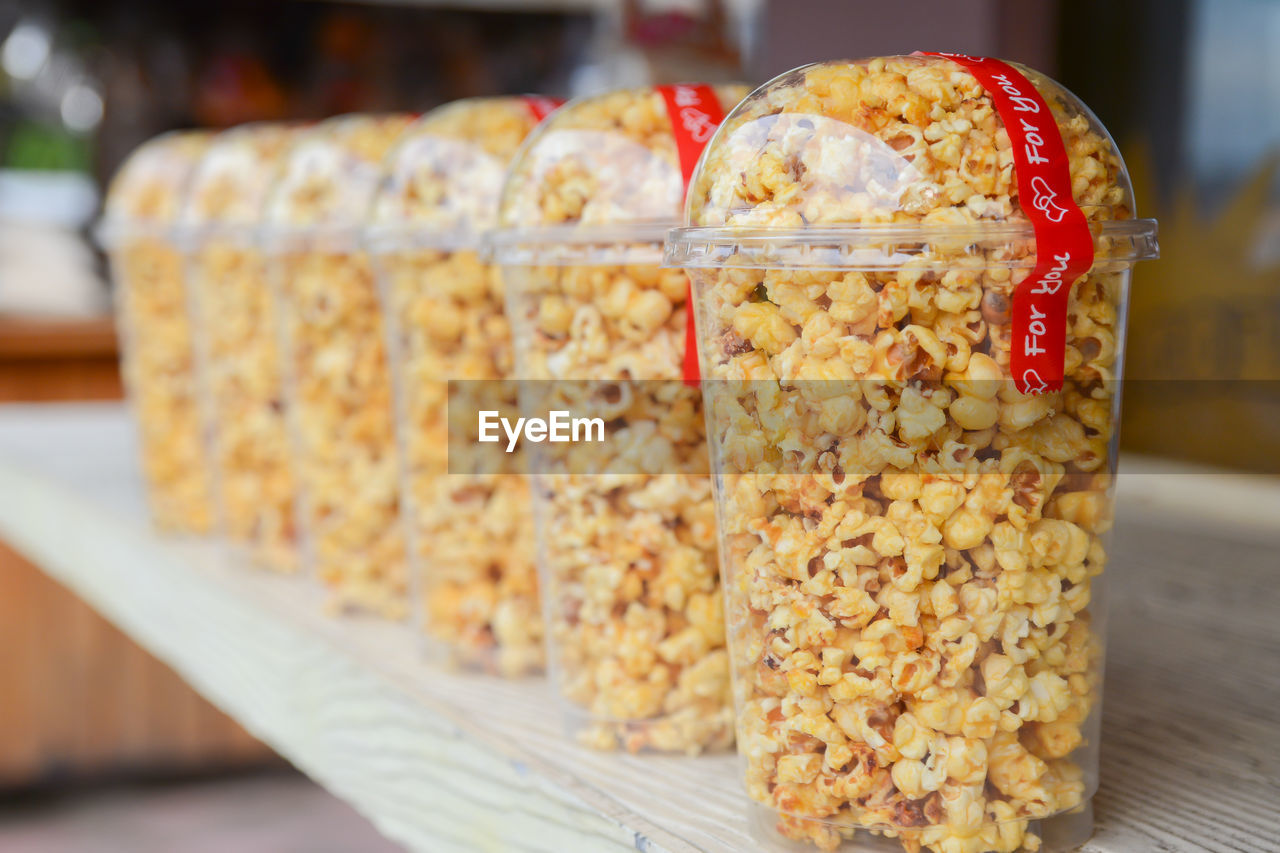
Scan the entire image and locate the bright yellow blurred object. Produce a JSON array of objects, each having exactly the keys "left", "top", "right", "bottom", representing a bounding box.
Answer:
[{"left": 1121, "top": 148, "right": 1280, "bottom": 473}]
